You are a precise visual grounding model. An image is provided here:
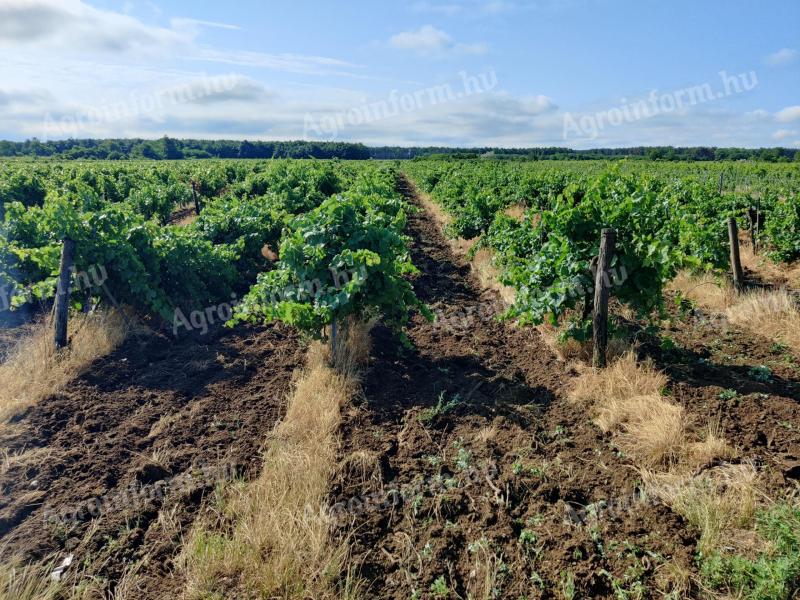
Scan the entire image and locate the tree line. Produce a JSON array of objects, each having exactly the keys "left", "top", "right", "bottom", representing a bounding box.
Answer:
[{"left": 0, "top": 137, "right": 797, "bottom": 162}]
